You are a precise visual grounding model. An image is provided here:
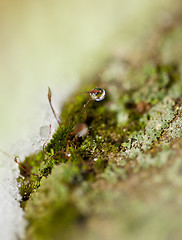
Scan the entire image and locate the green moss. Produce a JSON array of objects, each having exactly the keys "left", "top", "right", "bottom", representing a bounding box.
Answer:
[
  {"left": 130, "top": 63, "right": 179, "bottom": 105},
  {"left": 25, "top": 165, "right": 86, "bottom": 240},
  {"left": 17, "top": 7, "right": 182, "bottom": 239},
  {"left": 18, "top": 58, "right": 181, "bottom": 205}
]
